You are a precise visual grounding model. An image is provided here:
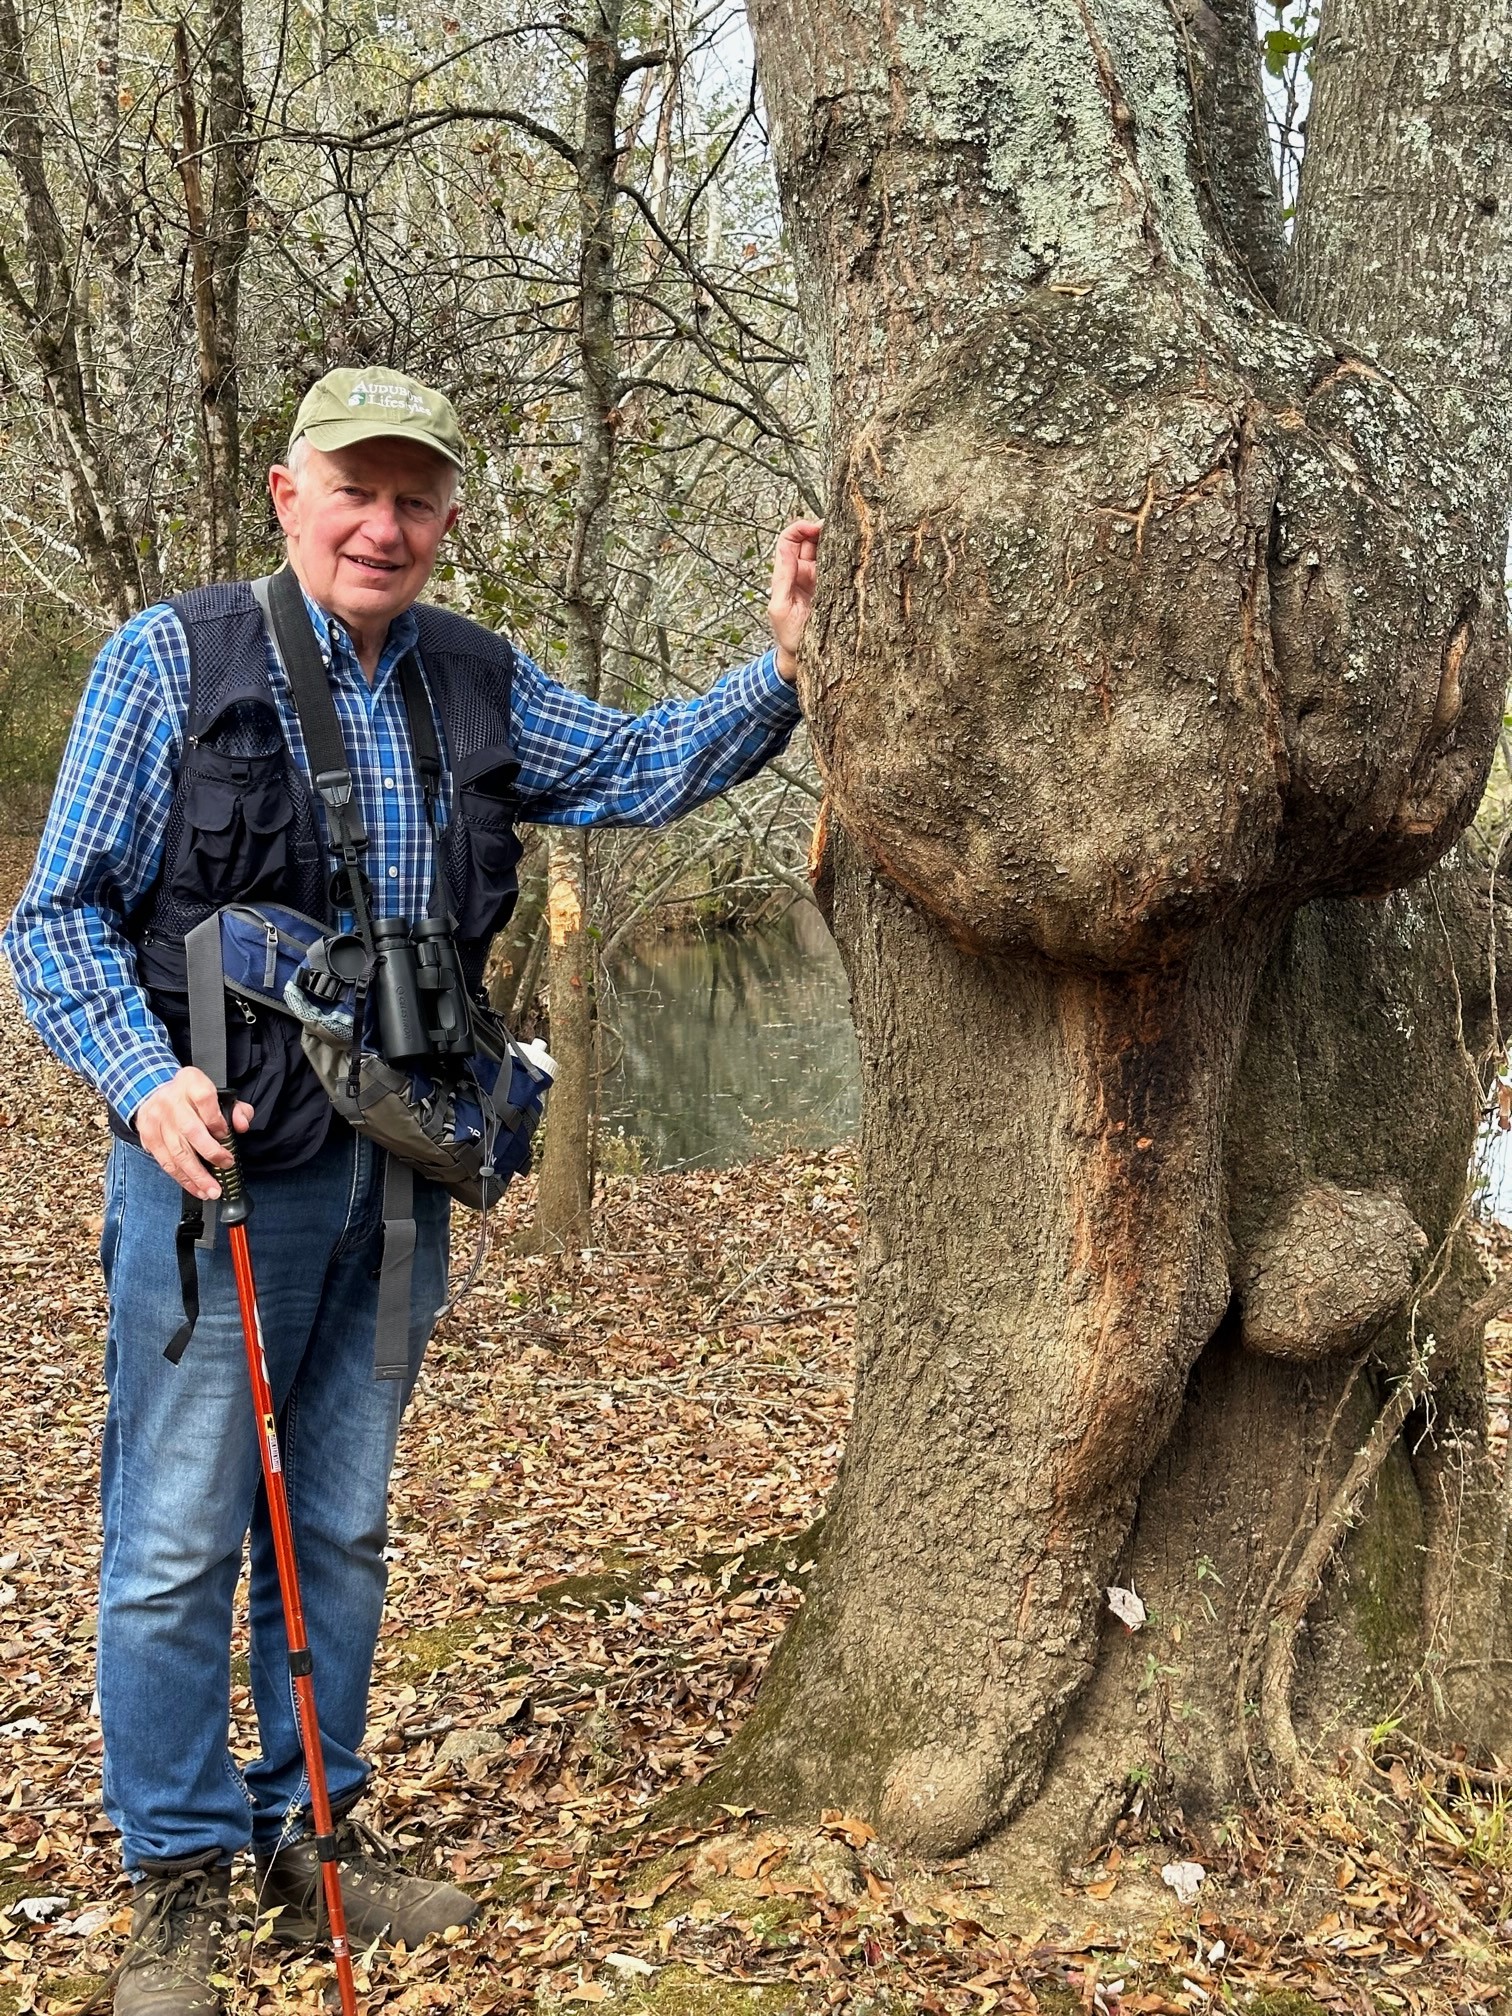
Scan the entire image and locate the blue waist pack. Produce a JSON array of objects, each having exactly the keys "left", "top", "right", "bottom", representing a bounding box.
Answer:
[
  {"left": 209, "top": 902, "right": 553, "bottom": 1209},
  {"left": 183, "top": 902, "right": 554, "bottom": 1375}
]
